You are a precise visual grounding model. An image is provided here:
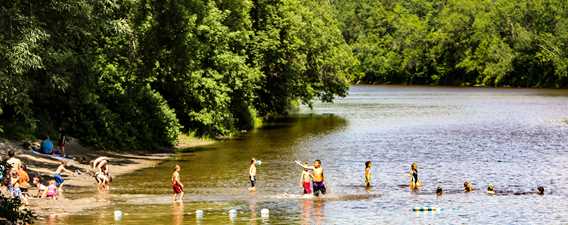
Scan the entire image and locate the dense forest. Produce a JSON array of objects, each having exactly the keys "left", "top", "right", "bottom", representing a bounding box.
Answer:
[
  {"left": 334, "top": 0, "right": 568, "bottom": 87},
  {"left": 0, "top": 0, "right": 355, "bottom": 148},
  {"left": 2, "top": 0, "right": 568, "bottom": 149}
]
